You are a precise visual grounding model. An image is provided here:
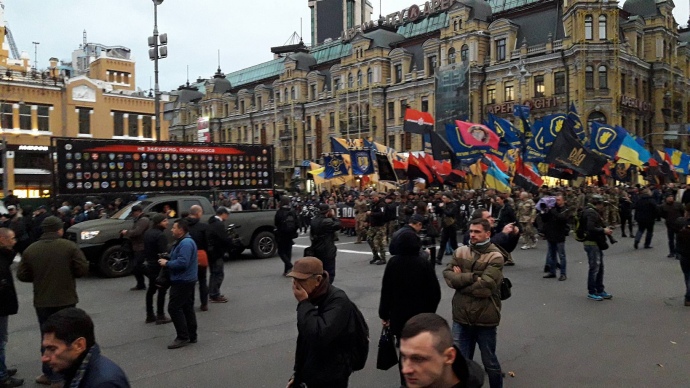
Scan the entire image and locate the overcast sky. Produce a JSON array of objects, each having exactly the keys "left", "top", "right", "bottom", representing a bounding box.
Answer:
[{"left": 5, "top": 0, "right": 689, "bottom": 93}]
